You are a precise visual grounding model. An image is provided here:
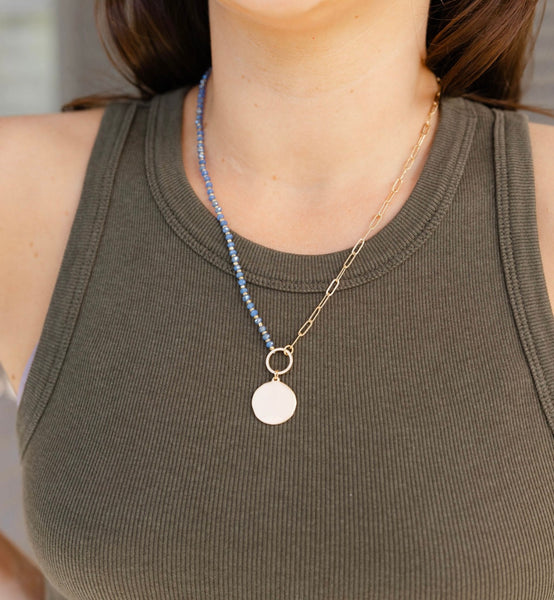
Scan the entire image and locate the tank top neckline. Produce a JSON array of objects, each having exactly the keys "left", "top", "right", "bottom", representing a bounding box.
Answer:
[{"left": 146, "top": 85, "right": 477, "bottom": 293}]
